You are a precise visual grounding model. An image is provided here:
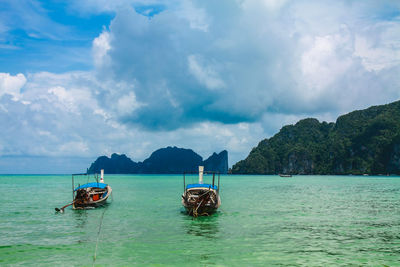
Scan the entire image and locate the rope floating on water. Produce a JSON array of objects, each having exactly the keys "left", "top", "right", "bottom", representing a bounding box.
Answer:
[
  {"left": 93, "top": 192, "right": 113, "bottom": 265},
  {"left": 93, "top": 207, "right": 107, "bottom": 266}
]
